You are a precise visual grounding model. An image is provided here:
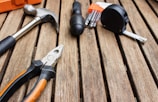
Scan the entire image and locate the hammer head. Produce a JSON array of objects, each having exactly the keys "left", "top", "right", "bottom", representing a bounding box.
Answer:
[{"left": 24, "top": 5, "right": 59, "bottom": 33}]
